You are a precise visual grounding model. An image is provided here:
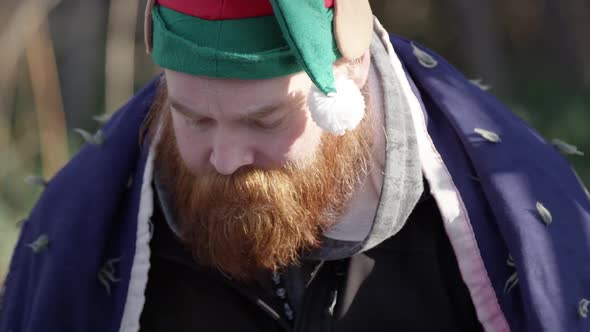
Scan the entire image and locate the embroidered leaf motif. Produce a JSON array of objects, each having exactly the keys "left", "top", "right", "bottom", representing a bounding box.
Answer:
[
  {"left": 474, "top": 128, "right": 502, "bottom": 143},
  {"left": 470, "top": 78, "right": 492, "bottom": 91},
  {"left": 92, "top": 113, "right": 111, "bottom": 124},
  {"left": 74, "top": 128, "right": 105, "bottom": 146},
  {"left": 579, "top": 299, "right": 590, "bottom": 318},
  {"left": 24, "top": 175, "right": 47, "bottom": 187},
  {"left": 504, "top": 254, "right": 519, "bottom": 294},
  {"left": 97, "top": 274, "right": 113, "bottom": 295},
  {"left": 411, "top": 43, "right": 438, "bottom": 69},
  {"left": 536, "top": 202, "right": 553, "bottom": 226},
  {"left": 503, "top": 271, "right": 519, "bottom": 294},
  {"left": 27, "top": 234, "right": 50, "bottom": 253},
  {"left": 507, "top": 254, "right": 515, "bottom": 268},
  {"left": 97, "top": 257, "right": 121, "bottom": 295},
  {"left": 551, "top": 139, "right": 585, "bottom": 156}
]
